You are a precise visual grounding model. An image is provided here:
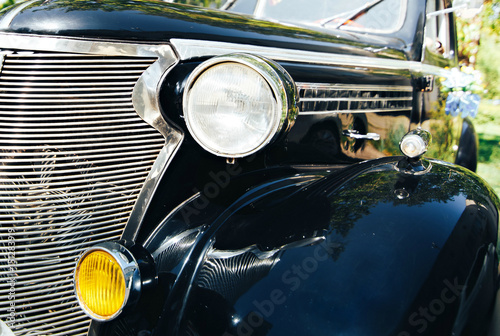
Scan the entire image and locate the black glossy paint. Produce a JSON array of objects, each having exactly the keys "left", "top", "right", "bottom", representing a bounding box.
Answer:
[
  {"left": 455, "top": 118, "right": 479, "bottom": 172},
  {"left": 94, "top": 157, "right": 499, "bottom": 336},
  {"left": 1, "top": 0, "right": 415, "bottom": 60},
  {"left": 177, "top": 158, "right": 499, "bottom": 336}
]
